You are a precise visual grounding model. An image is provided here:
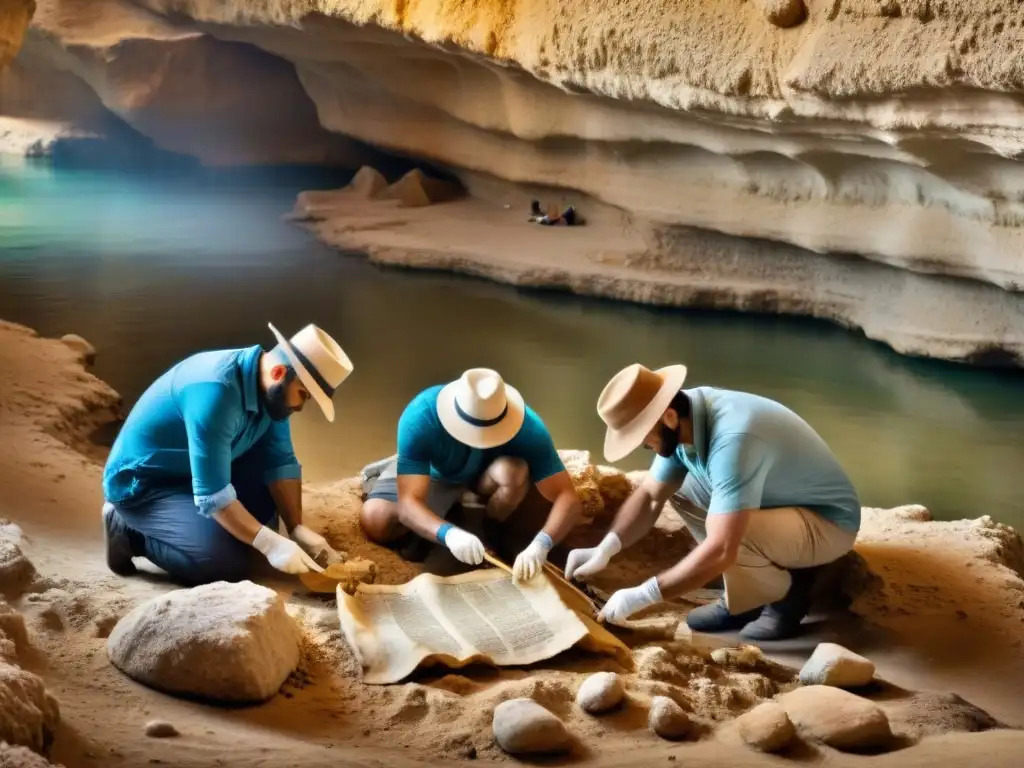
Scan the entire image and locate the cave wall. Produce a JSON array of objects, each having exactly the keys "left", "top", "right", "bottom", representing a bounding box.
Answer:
[
  {"left": 0, "top": 0, "right": 33, "bottom": 71},
  {"left": 3, "top": 0, "right": 1024, "bottom": 365}
]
